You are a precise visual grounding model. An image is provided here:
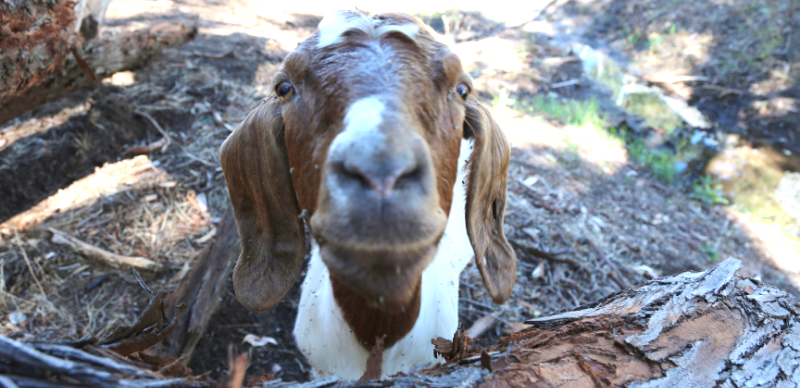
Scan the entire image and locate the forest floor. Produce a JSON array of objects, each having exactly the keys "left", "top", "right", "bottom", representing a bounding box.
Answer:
[{"left": 0, "top": 0, "right": 798, "bottom": 383}]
